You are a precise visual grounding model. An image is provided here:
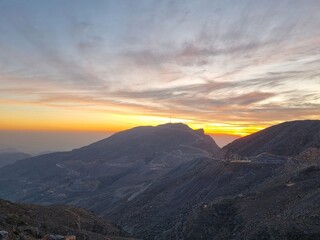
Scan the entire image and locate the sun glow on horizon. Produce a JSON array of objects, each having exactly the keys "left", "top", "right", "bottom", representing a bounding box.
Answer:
[
  {"left": 0, "top": 103, "right": 271, "bottom": 137},
  {"left": 0, "top": 0, "right": 320, "bottom": 147}
]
